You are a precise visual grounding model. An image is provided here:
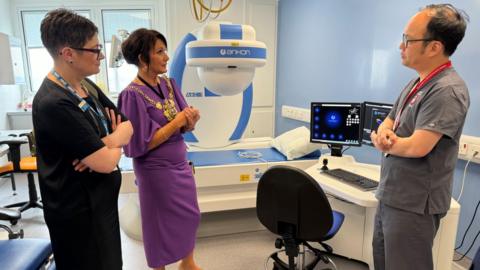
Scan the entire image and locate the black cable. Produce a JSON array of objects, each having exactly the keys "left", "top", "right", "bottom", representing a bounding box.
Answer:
[
  {"left": 455, "top": 199, "right": 480, "bottom": 250},
  {"left": 453, "top": 228, "right": 480, "bottom": 262},
  {"left": 341, "top": 146, "right": 351, "bottom": 154},
  {"left": 137, "top": 75, "right": 165, "bottom": 99}
]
